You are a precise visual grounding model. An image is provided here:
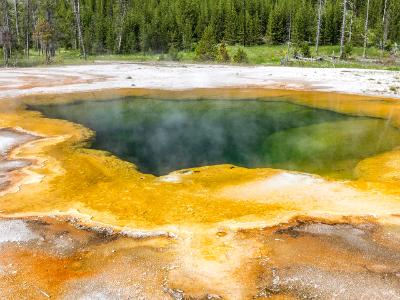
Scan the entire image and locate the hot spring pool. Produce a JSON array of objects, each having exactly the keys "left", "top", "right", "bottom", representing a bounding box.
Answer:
[{"left": 31, "top": 97, "right": 400, "bottom": 178}]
